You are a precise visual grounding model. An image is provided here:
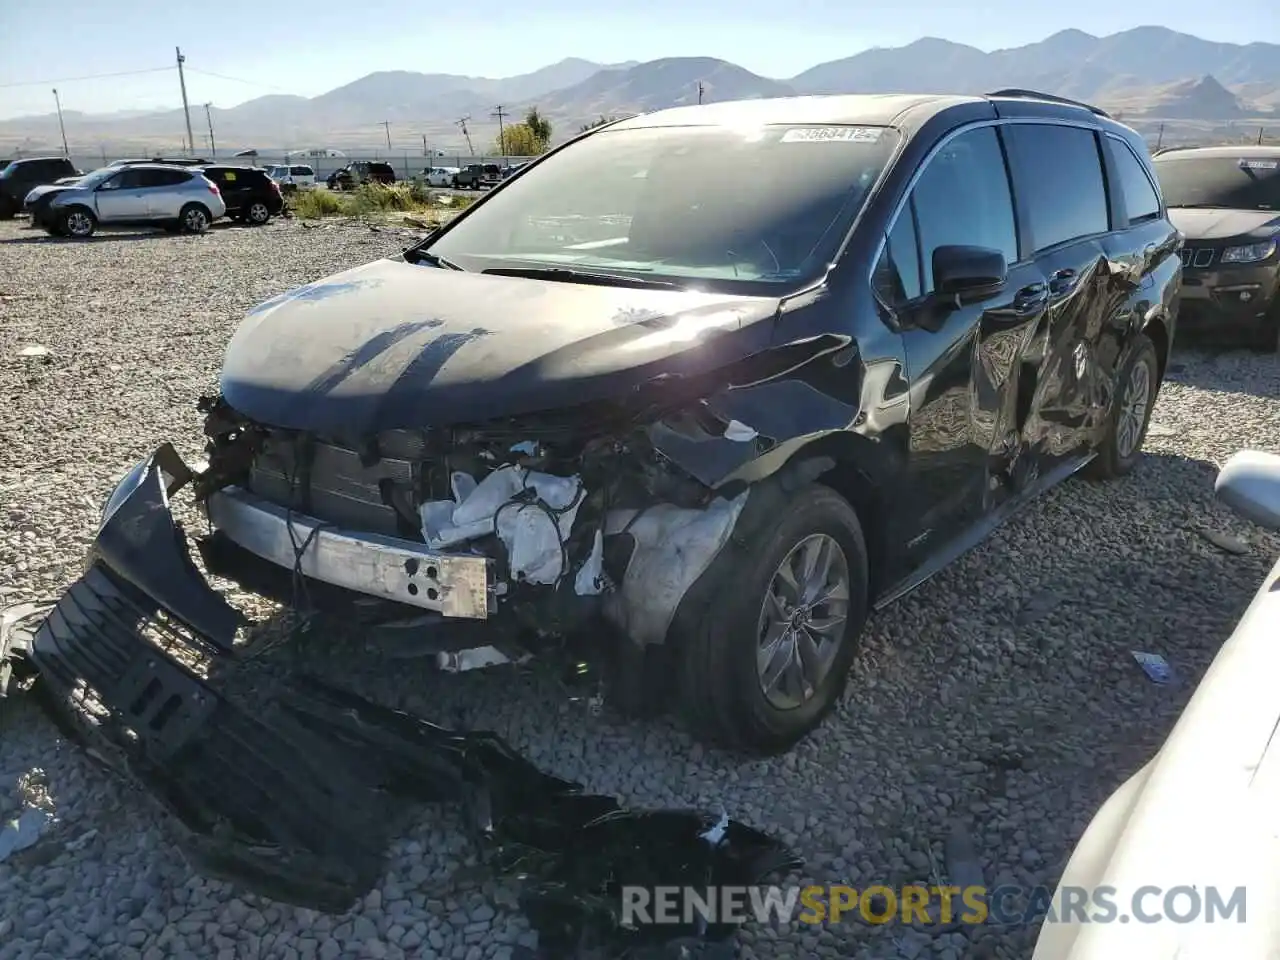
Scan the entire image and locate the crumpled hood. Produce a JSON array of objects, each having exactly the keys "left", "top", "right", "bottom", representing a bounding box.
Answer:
[
  {"left": 220, "top": 257, "right": 783, "bottom": 435},
  {"left": 1167, "top": 207, "right": 1280, "bottom": 242},
  {"left": 21, "top": 183, "right": 70, "bottom": 203}
]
